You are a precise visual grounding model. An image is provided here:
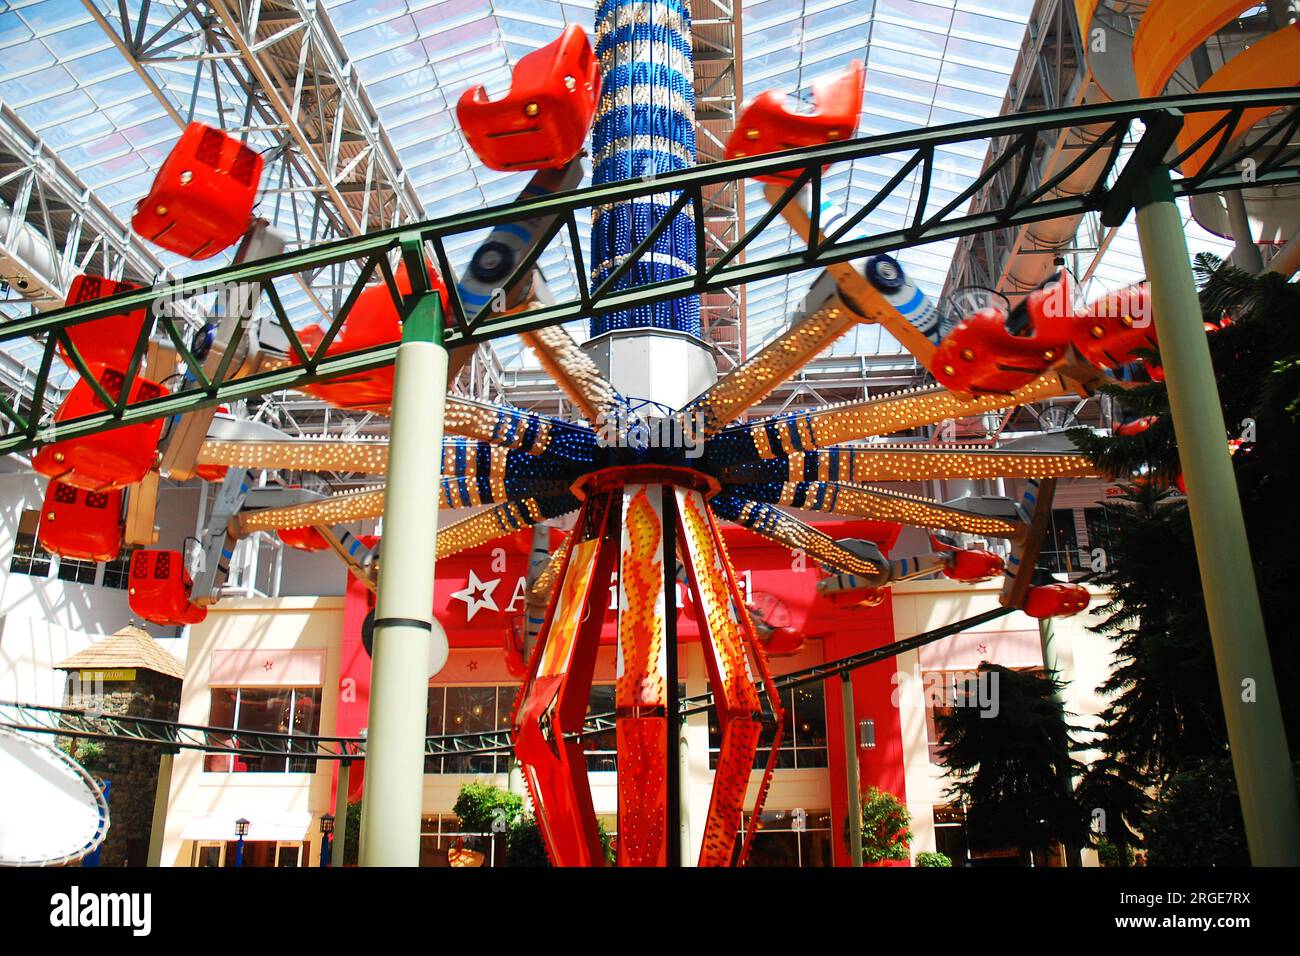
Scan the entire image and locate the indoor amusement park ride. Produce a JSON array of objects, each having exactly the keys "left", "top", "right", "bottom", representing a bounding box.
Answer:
[{"left": 9, "top": 0, "right": 1300, "bottom": 866}]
